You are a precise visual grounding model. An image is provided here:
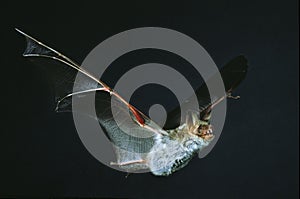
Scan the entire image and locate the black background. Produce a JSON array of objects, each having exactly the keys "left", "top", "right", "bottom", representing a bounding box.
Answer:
[{"left": 1, "top": 1, "right": 299, "bottom": 198}]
